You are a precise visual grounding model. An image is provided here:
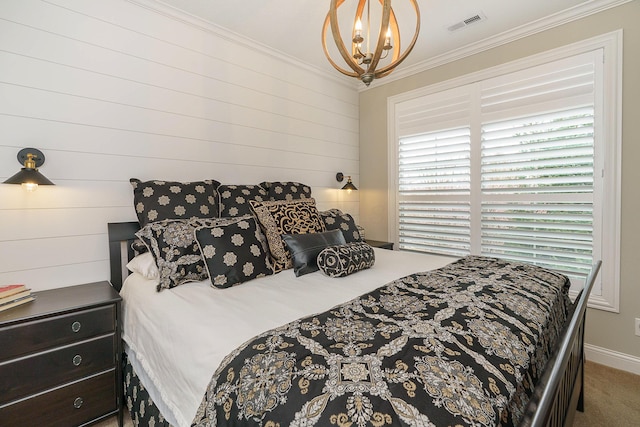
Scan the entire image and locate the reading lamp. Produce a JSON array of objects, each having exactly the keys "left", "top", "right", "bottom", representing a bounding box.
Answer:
[
  {"left": 3, "top": 148, "right": 54, "bottom": 192},
  {"left": 336, "top": 172, "right": 357, "bottom": 191}
]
